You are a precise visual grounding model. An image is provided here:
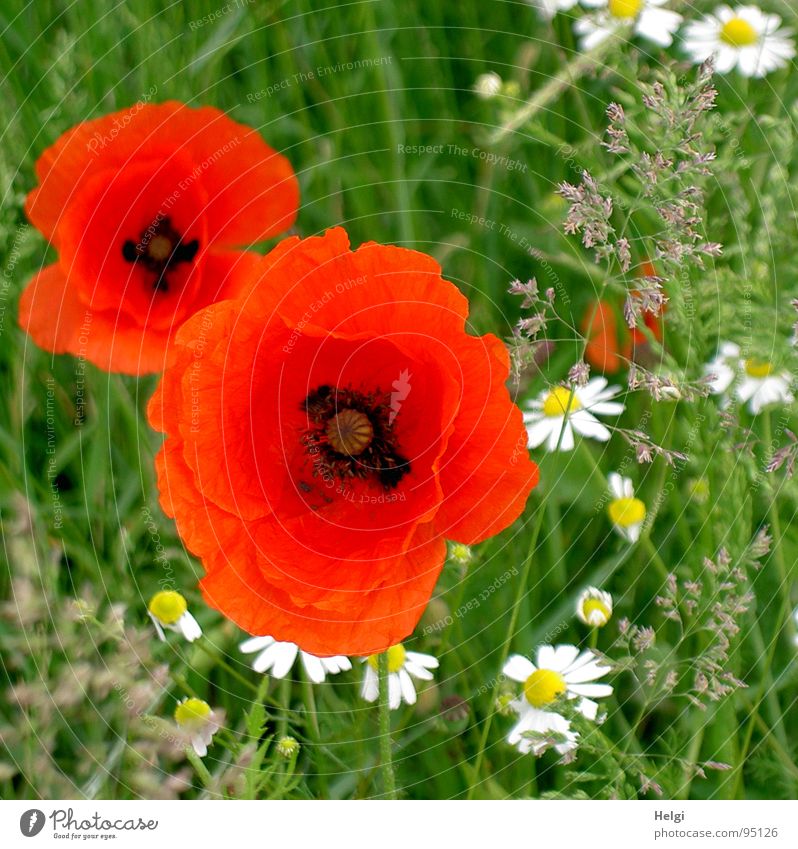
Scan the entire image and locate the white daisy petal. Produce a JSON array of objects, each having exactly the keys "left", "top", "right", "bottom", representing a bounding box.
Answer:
[
  {"left": 398, "top": 668, "right": 417, "bottom": 705},
  {"left": 388, "top": 672, "right": 402, "bottom": 709},
  {"left": 301, "top": 653, "right": 327, "bottom": 684},
  {"left": 504, "top": 654, "right": 536, "bottom": 682},
  {"left": 361, "top": 665, "right": 379, "bottom": 702},
  {"left": 405, "top": 651, "right": 439, "bottom": 670},
  {"left": 178, "top": 612, "right": 202, "bottom": 642},
  {"left": 568, "top": 682, "right": 614, "bottom": 698},
  {"left": 240, "top": 635, "right": 274, "bottom": 654}
]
